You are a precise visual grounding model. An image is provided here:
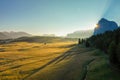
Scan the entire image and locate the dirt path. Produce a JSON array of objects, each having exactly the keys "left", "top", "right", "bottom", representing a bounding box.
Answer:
[
  {"left": 25, "top": 45, "right": 95, "bottom": 80},
  {"left": 79, "top": 59, "right": 95, "bottom": 80}
]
